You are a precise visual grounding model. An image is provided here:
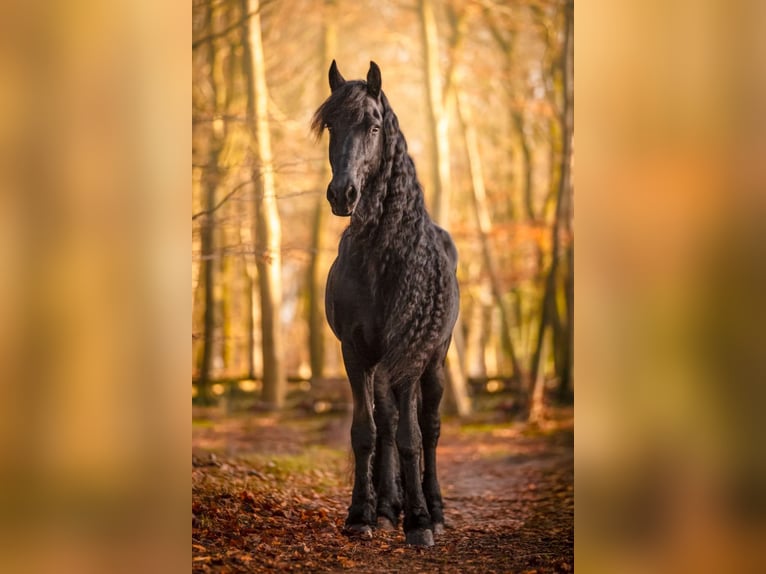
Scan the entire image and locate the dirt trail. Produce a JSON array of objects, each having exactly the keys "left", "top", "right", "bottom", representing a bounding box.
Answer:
[{"left": 192, "top": 410, "right": 573, "bottom": 573}]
